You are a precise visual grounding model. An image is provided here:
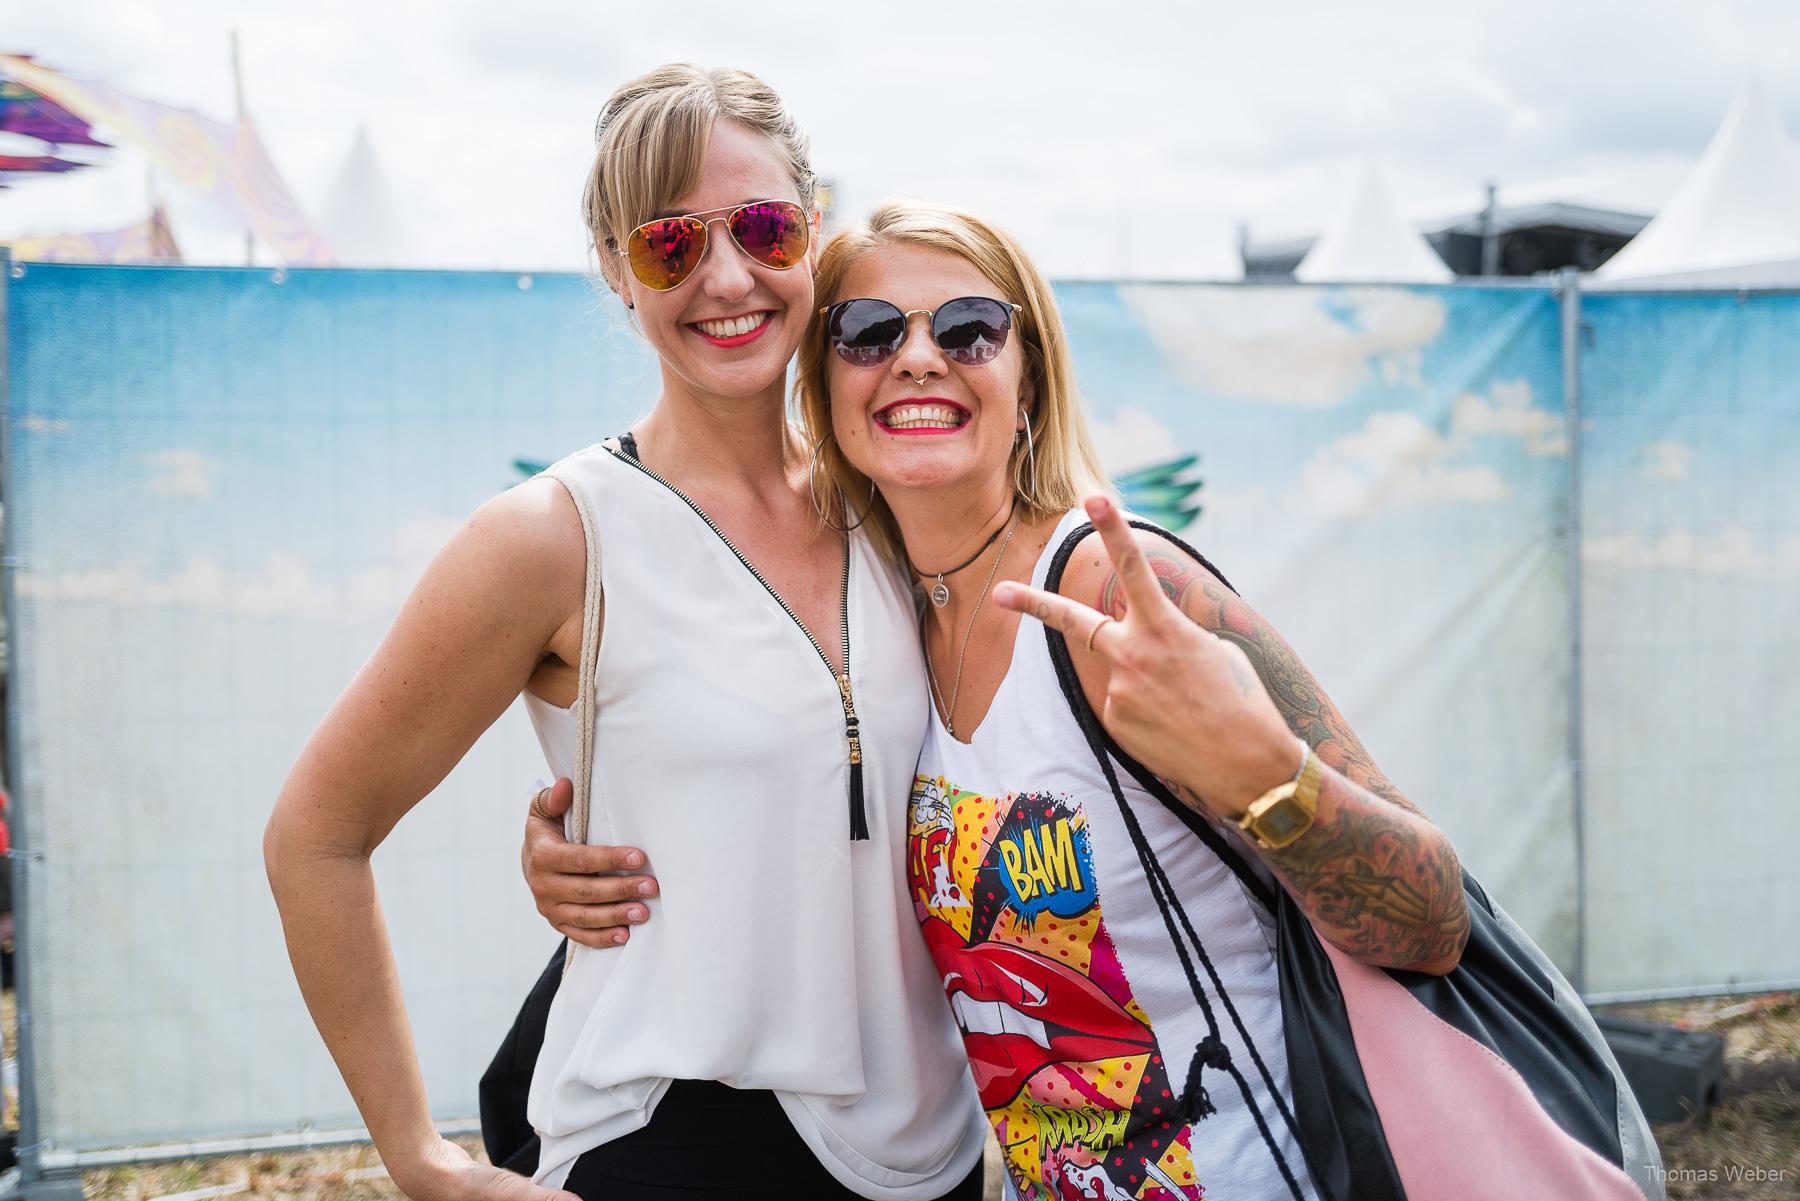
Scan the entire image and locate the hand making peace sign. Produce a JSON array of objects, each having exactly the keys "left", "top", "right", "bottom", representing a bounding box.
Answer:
[{"left": 992, "top": 494, "right": 1305, "bottom": 821}]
